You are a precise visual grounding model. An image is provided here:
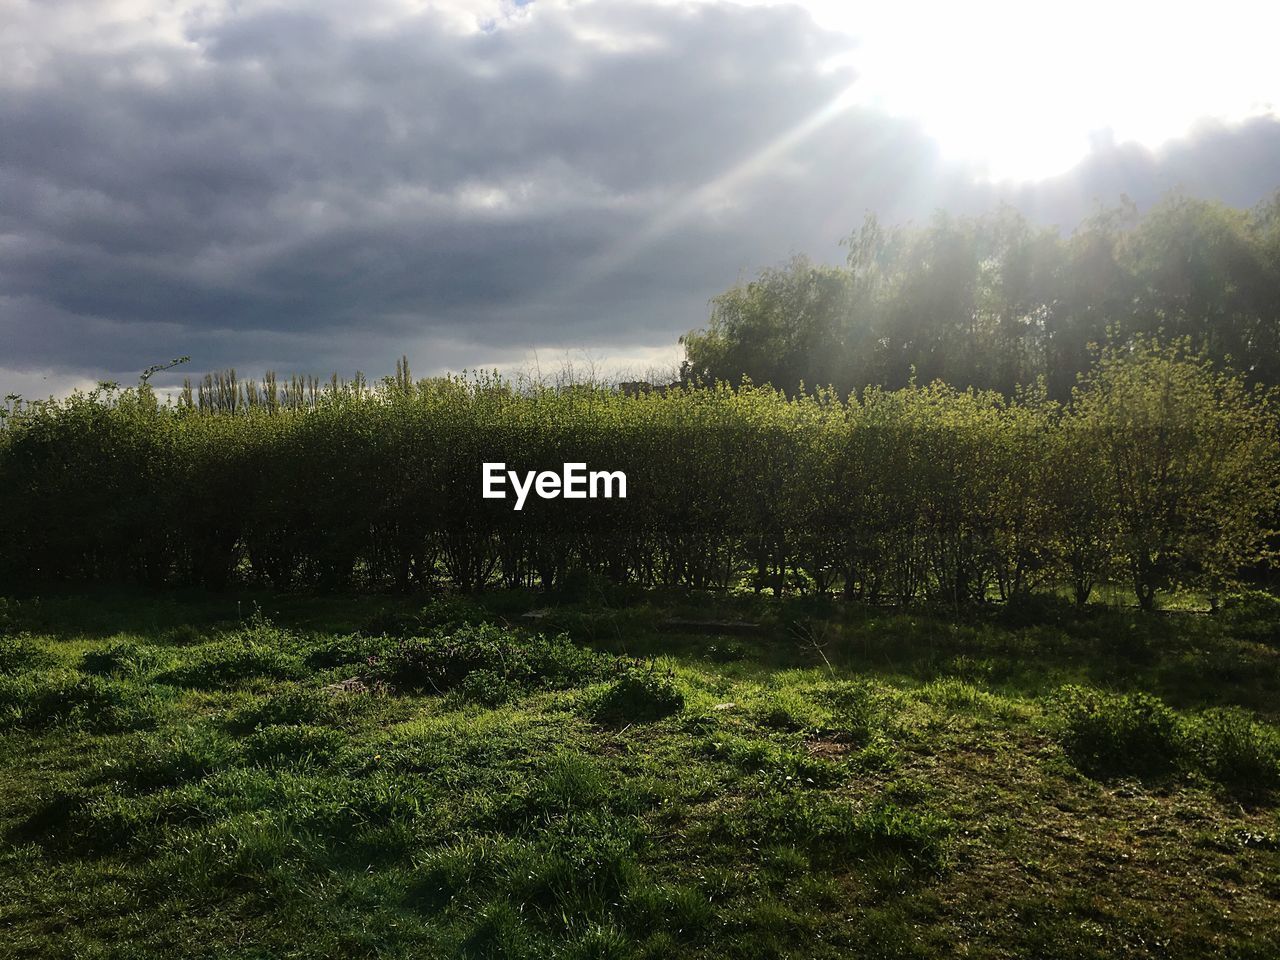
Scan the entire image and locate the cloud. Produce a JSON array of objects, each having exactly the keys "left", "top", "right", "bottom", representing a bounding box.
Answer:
[{"left": 2, "top": 0, "right": 1278, "bottom": 395}]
